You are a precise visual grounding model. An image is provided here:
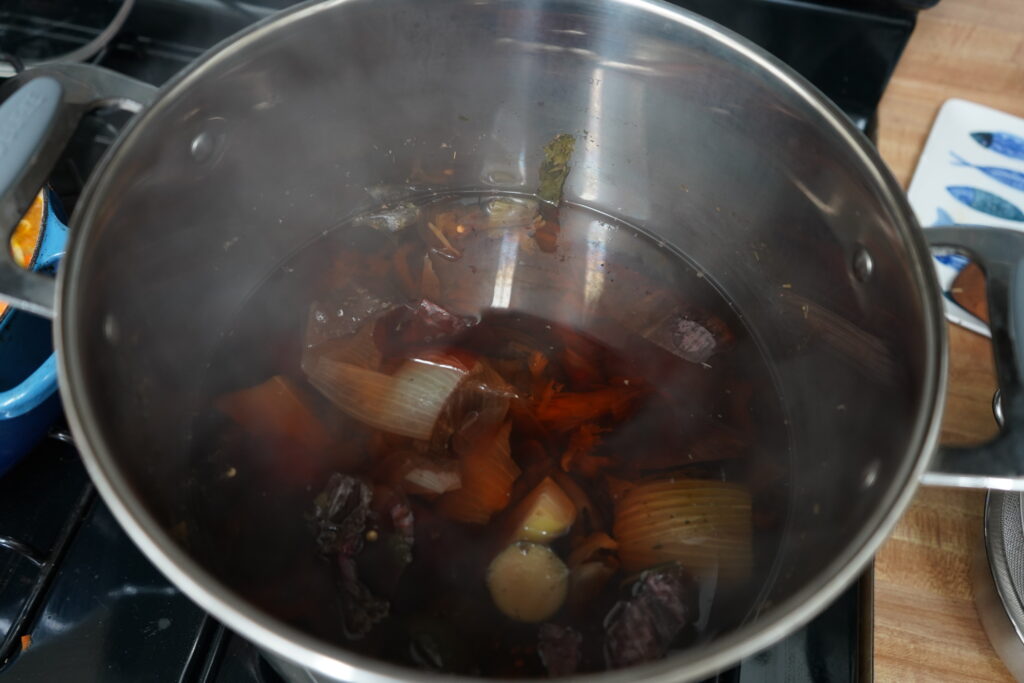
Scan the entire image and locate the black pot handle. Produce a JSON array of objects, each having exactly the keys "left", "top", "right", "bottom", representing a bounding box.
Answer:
[
  {"left": 0, "top": 63, "right": 156, "bottom": 318},
  {"left": 924, "top": 226, "right": 1024, "bottom": 489}
]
